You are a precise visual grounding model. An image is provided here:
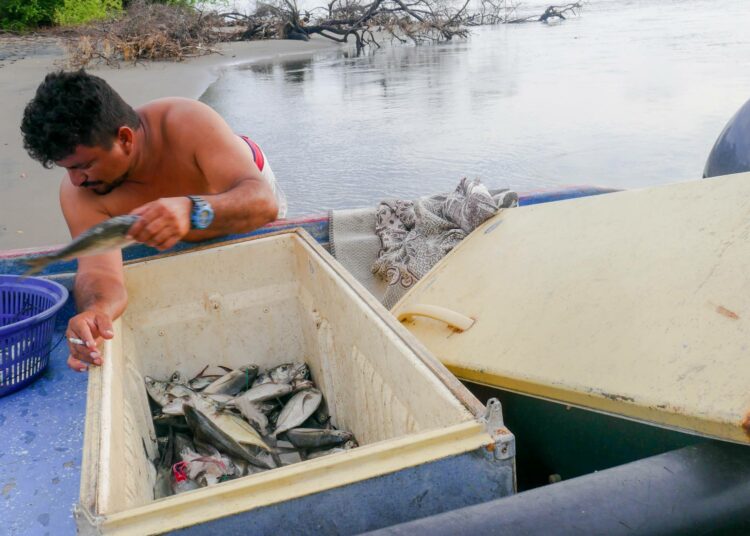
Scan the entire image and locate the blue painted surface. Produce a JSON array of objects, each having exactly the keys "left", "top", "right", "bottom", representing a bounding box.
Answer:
[
  {"left": 1, "top": 325, "right": 87, "bottom": 536},
  {"left": 169, "top": 451, "right": 514, "bottom": 536},
  {"left": 518, "top": 185, "right": 619, "bottom": 206},
  {"left": 0, "top": 186, "right": 616, "bottom": 536}
]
